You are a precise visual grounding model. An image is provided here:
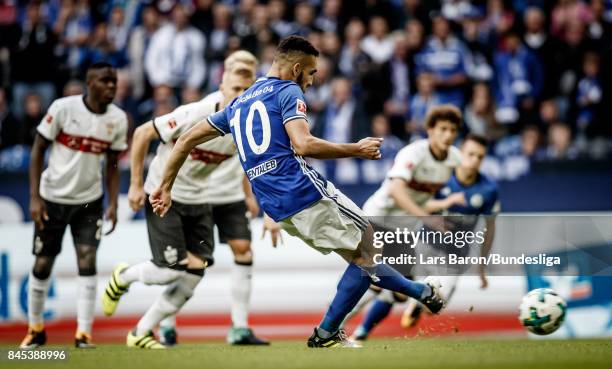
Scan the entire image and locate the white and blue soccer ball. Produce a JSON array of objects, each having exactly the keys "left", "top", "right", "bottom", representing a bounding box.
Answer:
[{"left": 519, "top": 288, "right": 567, "bottom": 335}]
